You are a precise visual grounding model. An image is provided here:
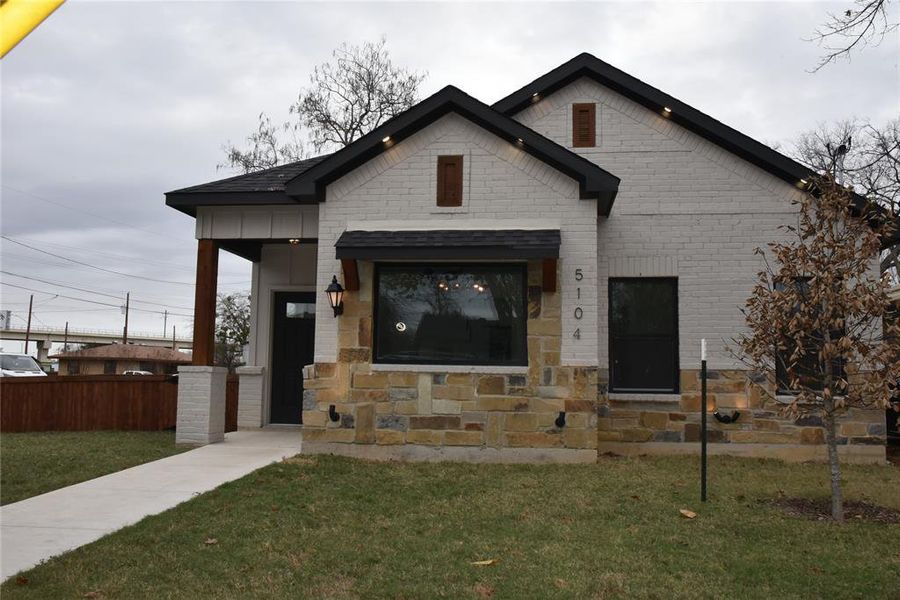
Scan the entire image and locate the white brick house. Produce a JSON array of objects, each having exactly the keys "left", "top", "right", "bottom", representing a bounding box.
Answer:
[{"left": 166, "top": 54, "right": 891, "bottom": 463}]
